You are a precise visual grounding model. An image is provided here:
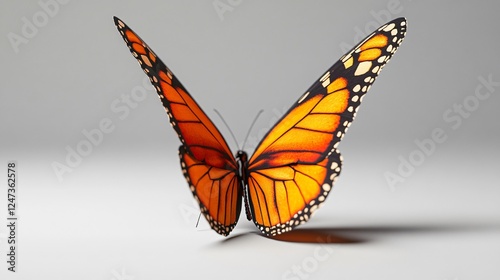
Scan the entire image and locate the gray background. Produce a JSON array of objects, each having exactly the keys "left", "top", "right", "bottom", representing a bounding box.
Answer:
[{"left": 1, "top": 0, "right": 499, "bottom": 279}]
